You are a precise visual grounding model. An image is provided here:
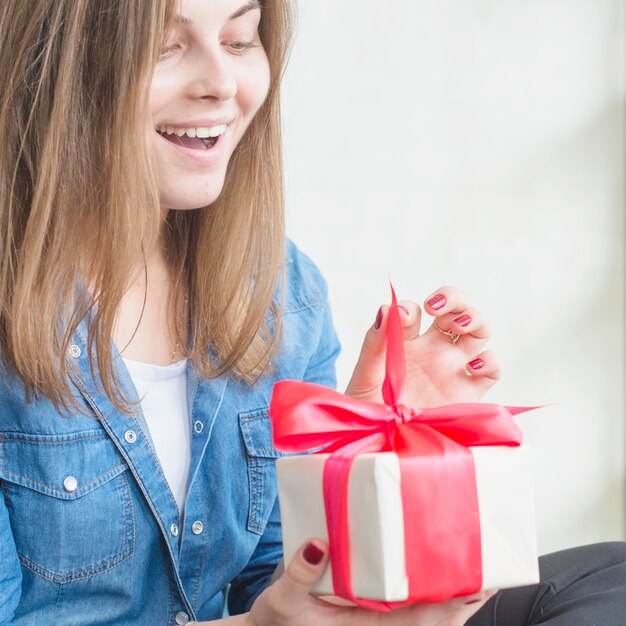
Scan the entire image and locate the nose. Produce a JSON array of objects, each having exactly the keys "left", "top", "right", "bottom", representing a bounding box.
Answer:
[{"left": 188, "top": 44, "right": 237, "bottom": 102}]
